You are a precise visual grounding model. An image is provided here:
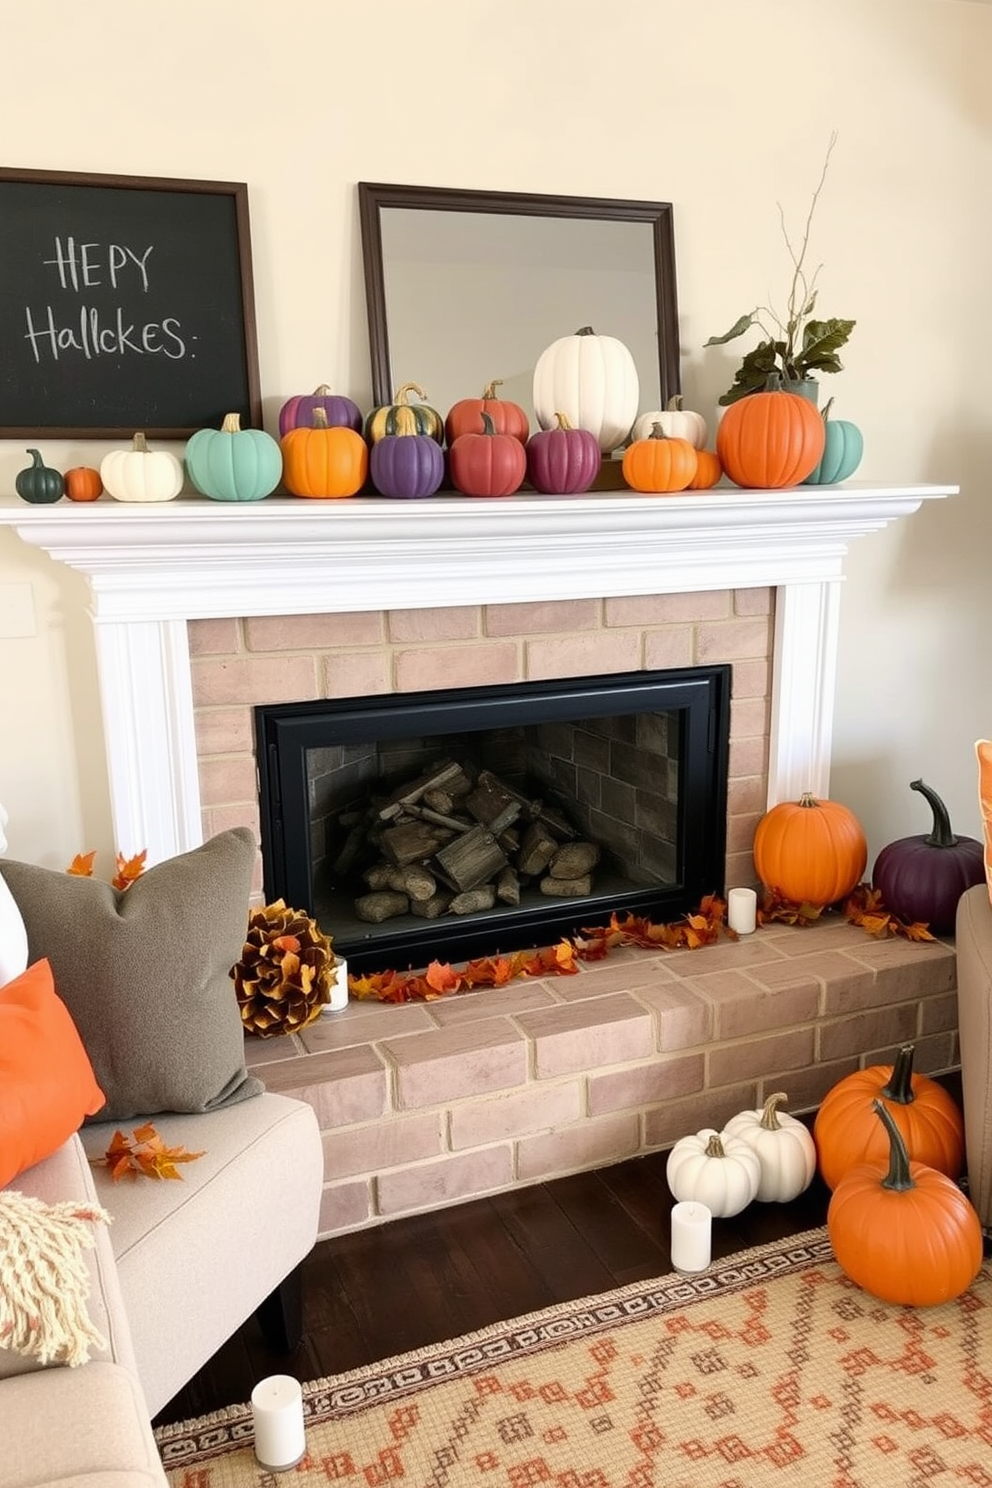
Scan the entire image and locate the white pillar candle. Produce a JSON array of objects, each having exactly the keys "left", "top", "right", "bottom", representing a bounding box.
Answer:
[
  {"left": 251, "top": 1374, "right": 306, "bottom": 1470},
  {"left": 670, "top": 1200, "right": 712, "bottom": 1273},
  {"left": 321, "top": 956, "right": 349, "bottom": 1014},
  {"left": 727, "top": 886, "right": 758, "bottom": 935}
]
